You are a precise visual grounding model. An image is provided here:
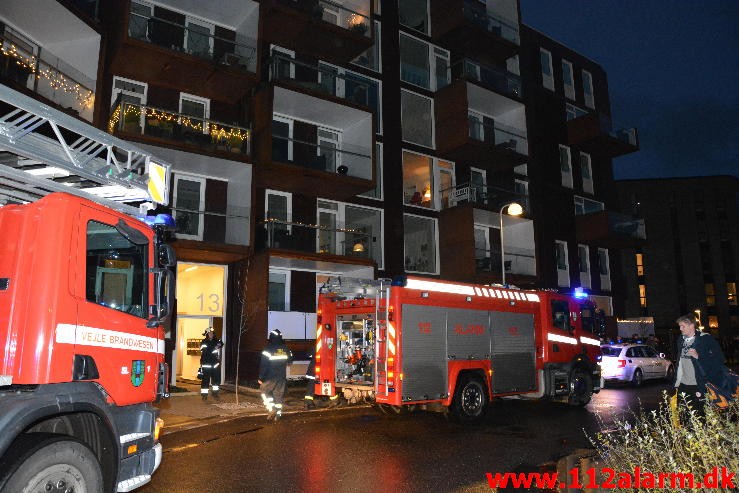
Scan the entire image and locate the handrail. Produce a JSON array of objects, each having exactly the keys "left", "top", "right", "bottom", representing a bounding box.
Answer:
[
  {"left": 450, "top": 58, "right": 522, "bottom": 98},
  {"left": 462, "top": 0, "right": 520, "bottom": 44}
]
